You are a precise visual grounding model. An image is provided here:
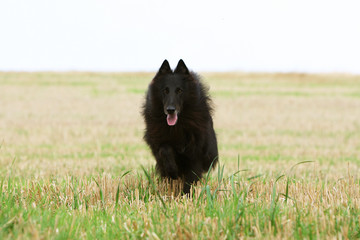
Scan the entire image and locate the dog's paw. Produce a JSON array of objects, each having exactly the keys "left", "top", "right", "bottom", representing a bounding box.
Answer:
[{"left": 165, "top": 162, "right": 179, "bottom": 179}]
